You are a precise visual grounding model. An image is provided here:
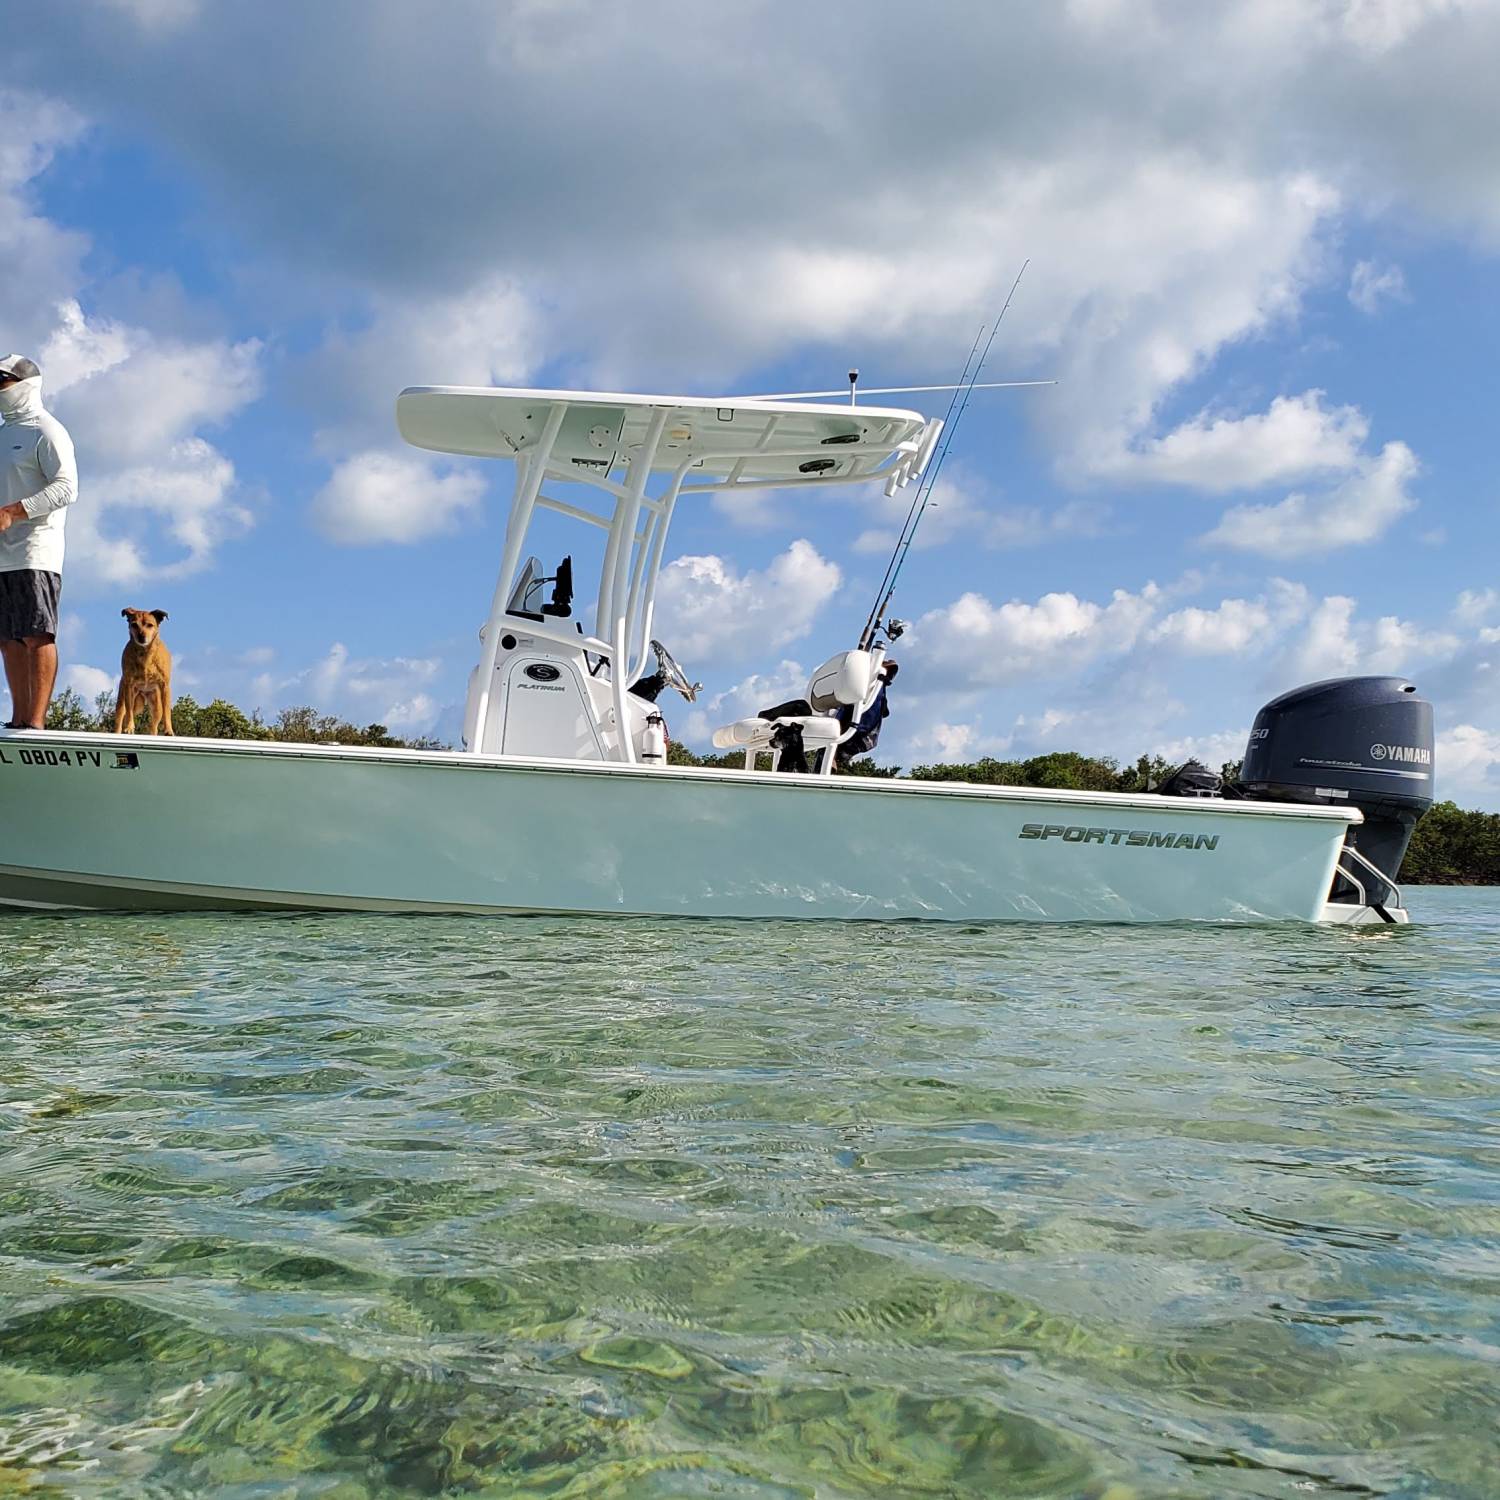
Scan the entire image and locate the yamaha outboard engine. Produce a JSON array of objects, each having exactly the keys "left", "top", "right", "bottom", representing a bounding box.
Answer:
[{"left": 1238, "top": 676, "right": 1433, "bottom": 908}]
